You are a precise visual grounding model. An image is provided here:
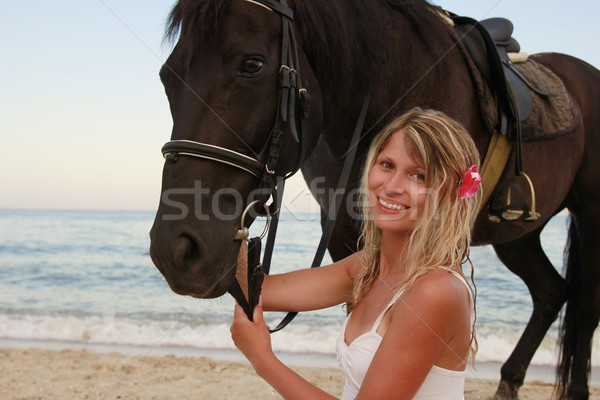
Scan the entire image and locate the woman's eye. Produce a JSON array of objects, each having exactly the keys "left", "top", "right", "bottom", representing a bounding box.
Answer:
[
  {"left": 242, "top": 59, "right": 263, "bottom": 74},
  {"left": 381, "top": 161, "right": 393, "bottom": 169},
  {"left": 413, "top": 172, "right": 426, "bottom": 181}
]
